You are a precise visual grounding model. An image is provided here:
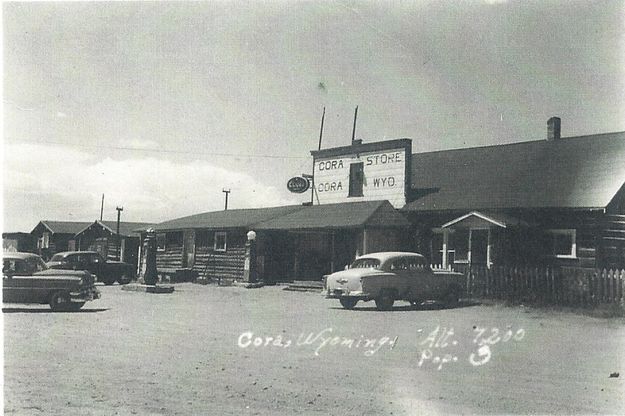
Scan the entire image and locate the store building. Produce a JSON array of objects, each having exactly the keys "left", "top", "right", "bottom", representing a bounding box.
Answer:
[{"left": 148, "top": 118, "right": 625, "bottom": 282}]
